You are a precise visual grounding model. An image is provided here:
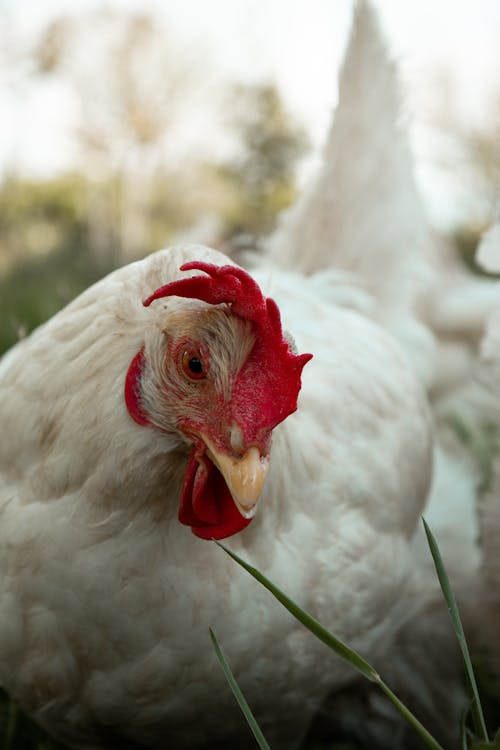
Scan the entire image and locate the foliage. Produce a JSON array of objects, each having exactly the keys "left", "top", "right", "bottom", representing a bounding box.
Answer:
[
  {"left": 0, "top": 172, "right": 114, "bottom": 355},
  {"left": 0, "top": 9, "right": 310, "bottom": 360},
  {"left": 215, "top": 541, "right": 444, "bottom": 750},
  {"left": 33, "top": 10, "right": 194, "bottom": 161},
  {"left": 1, "top": 519, "right": 499, "bottom": 750},
  {"left": 19, "top": 11, "right": 309, "bottom": 257},
  {"left": 0, "top": 173, "right": 88, "bottom": 275},
  {"left": 0, "top": 82, "right": 309, "bottom": 358},
  {"left": 210, "top": 629, "right": 271, "bottom": 750},
  {"left": 217, "top": 83, "right": 309, "bottom": 238},
  {"left": 422, "top": 519, "right": 488, "bottom": 743},
  {"left": 0, "top": 242, "right": 115, "bottom": 356},
  {"left": 213, "top": 524, "right": 500, "bottom": 750}
]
